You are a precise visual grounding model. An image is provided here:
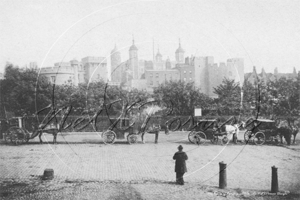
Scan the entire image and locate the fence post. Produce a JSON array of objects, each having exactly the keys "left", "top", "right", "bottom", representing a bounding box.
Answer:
[
  {"left": 271, "top": 166, "right": 279, "bottom": 193},
  {"left": 219, "top": 161, "right": 227, "bottom": 189},
  {"left": 43, "top": 168, "right": 54, "bottom": 180}
]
